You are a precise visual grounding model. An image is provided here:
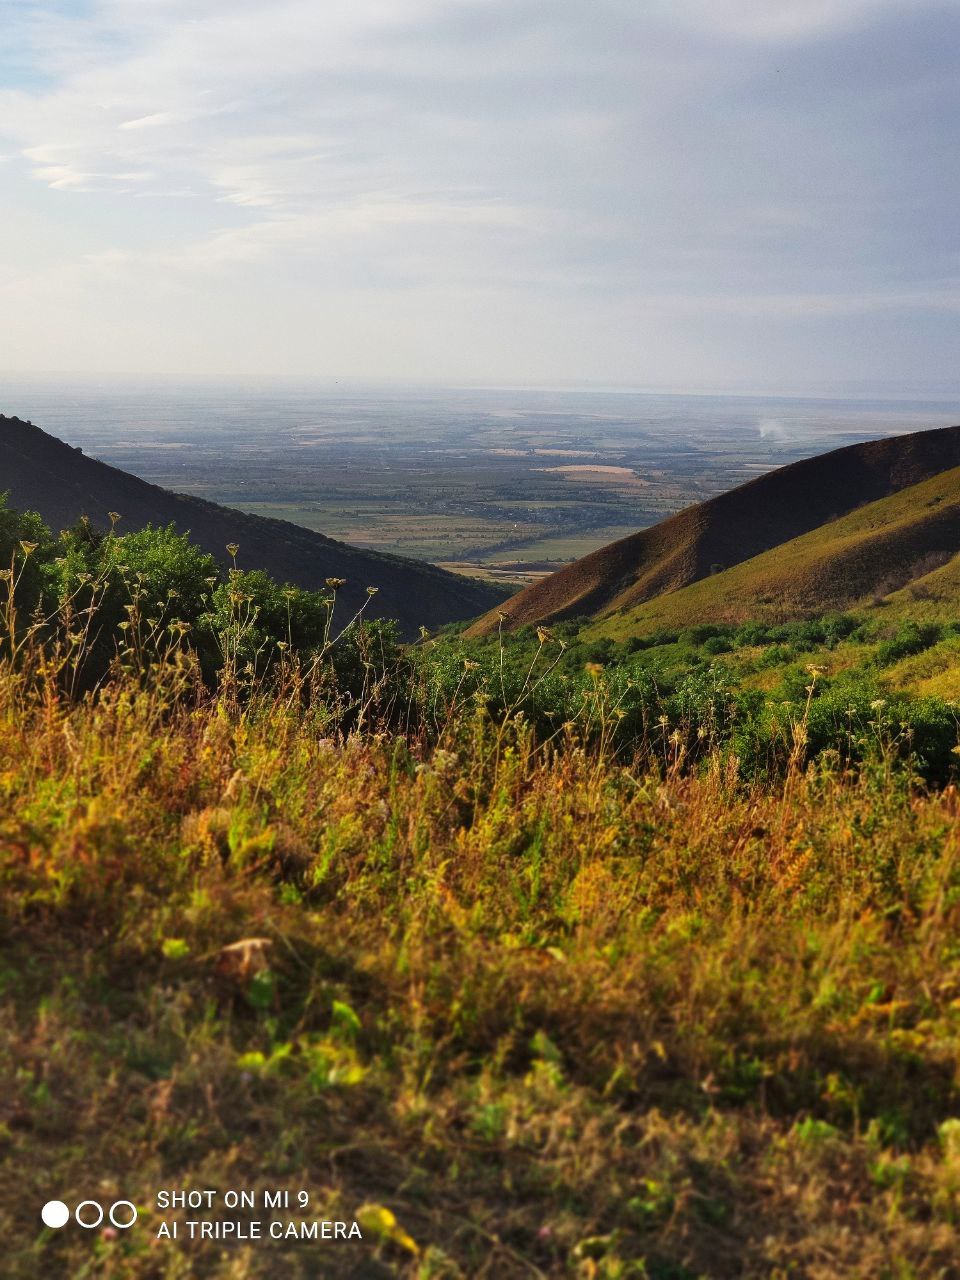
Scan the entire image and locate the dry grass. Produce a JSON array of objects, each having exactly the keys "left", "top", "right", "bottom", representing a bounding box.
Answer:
[
  {"left": 595, "top": 467, "right": 960, "bottom": 640},
  {"left": 470, "top": 428, "right": 960, "bottom": 639},
  {"left": 1, "top": 638, "right": 960, "bottom": 1278}
]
